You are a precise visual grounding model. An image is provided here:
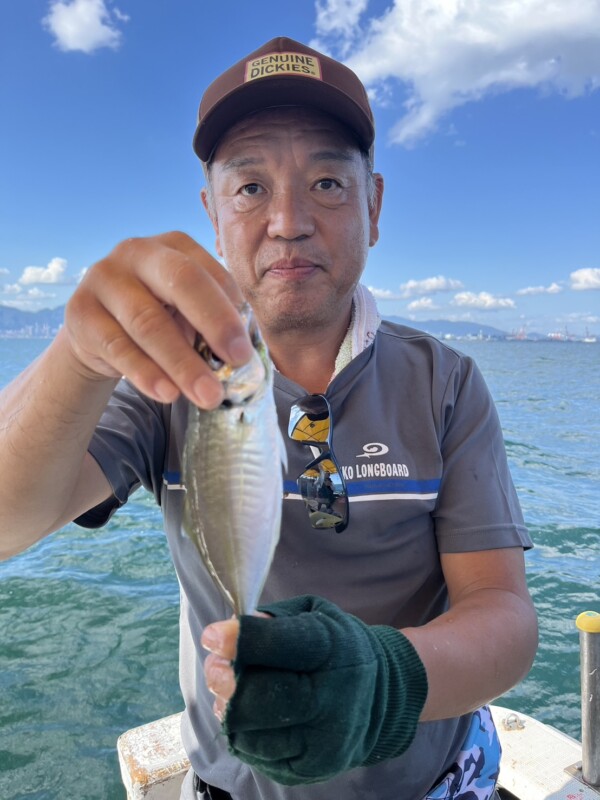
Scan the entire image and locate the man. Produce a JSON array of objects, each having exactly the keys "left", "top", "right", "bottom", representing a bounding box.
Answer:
[{"left": 0, "top": 37, "right": 537, "bottom": 800}]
